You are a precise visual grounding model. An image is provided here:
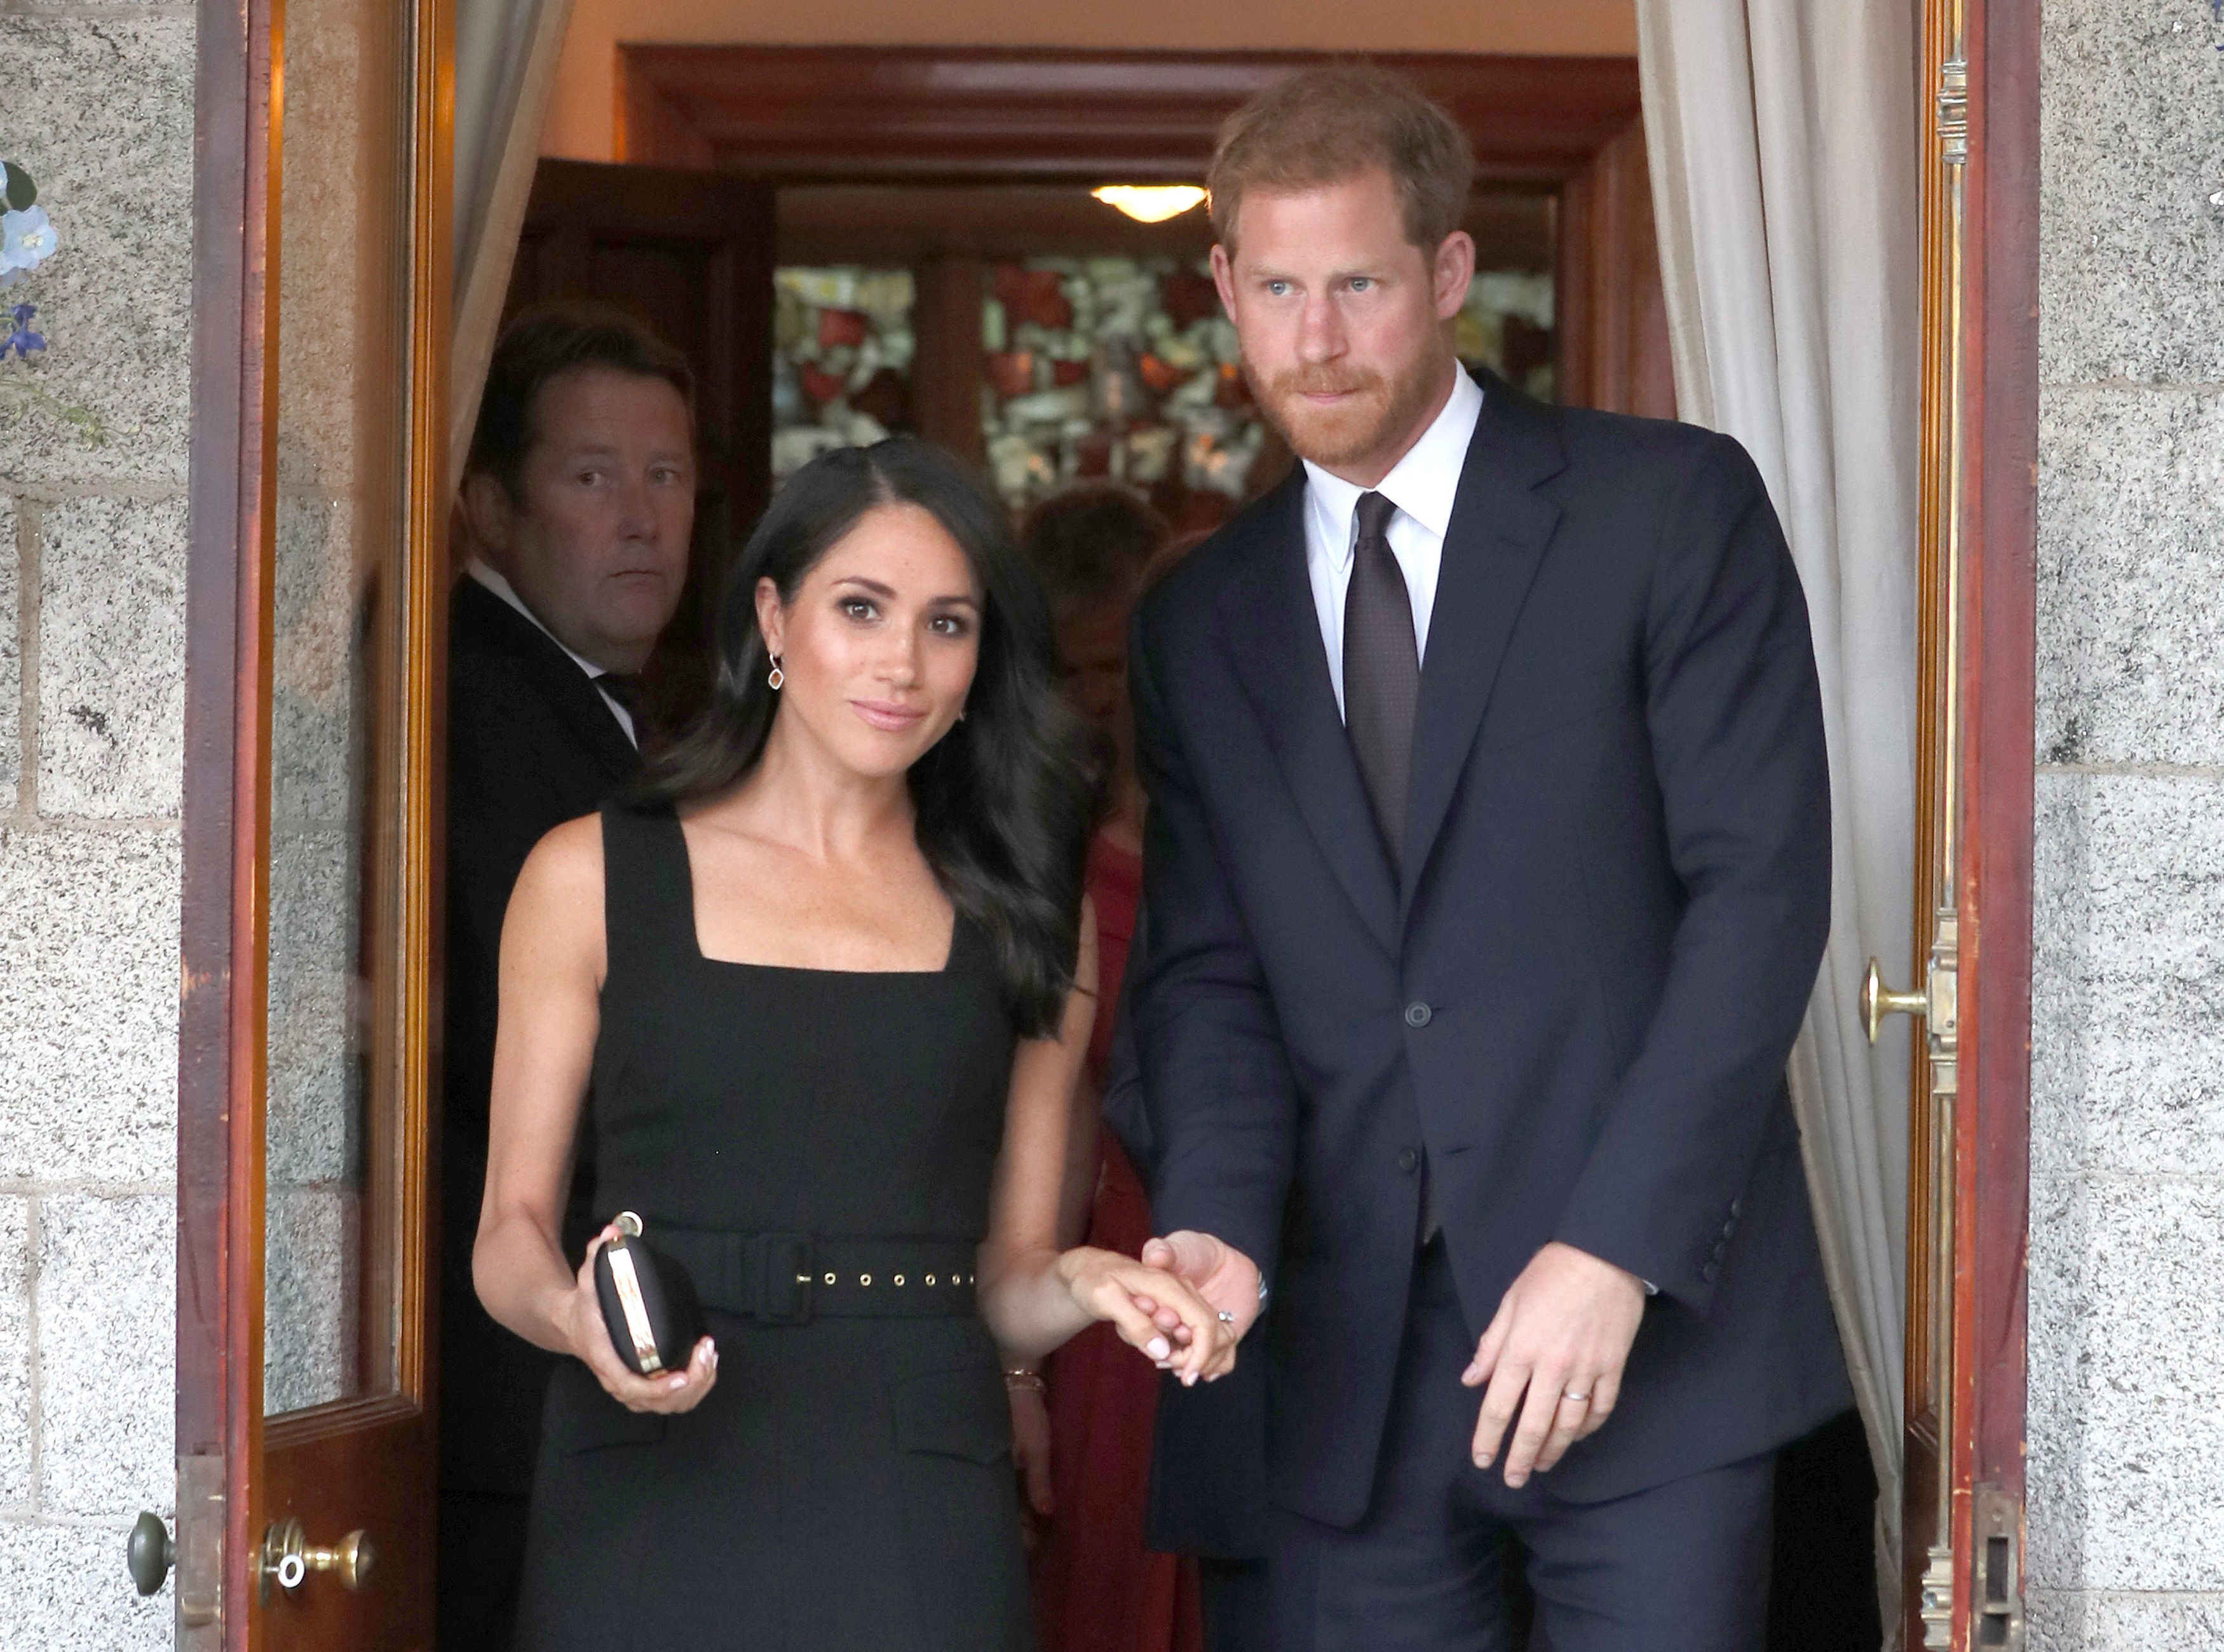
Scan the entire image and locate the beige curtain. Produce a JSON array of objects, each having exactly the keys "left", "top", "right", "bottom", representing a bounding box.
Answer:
[
  {"left": 1636, "top": 1, "right": 1920, "bottom": 1635},
  {"left": 450, "top": 0, "right": 576, "bottom": 487}
]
